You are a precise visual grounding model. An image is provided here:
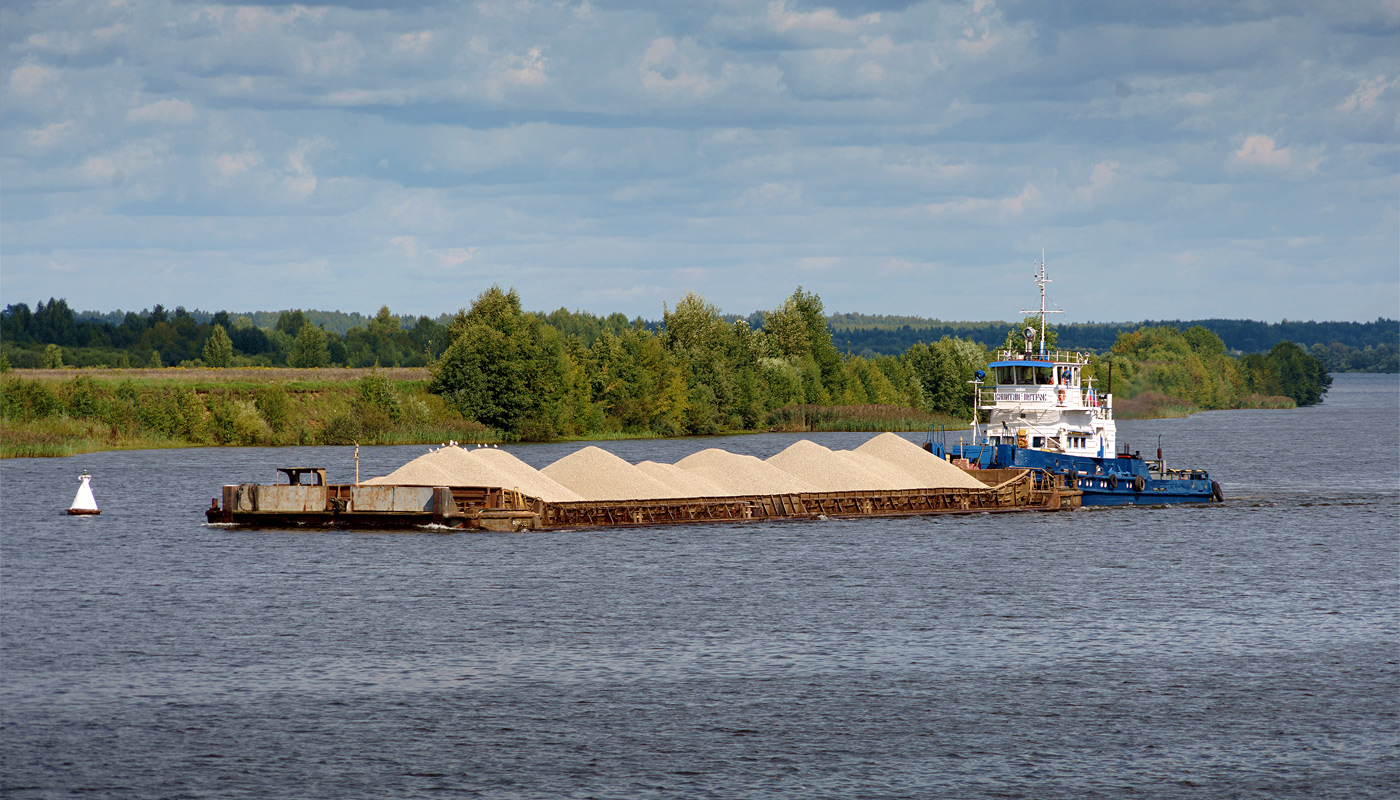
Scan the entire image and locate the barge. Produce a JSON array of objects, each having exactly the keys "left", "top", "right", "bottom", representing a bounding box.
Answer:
[{"left": 205, "top": 466, "right": 1080, "bottom": 532}]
